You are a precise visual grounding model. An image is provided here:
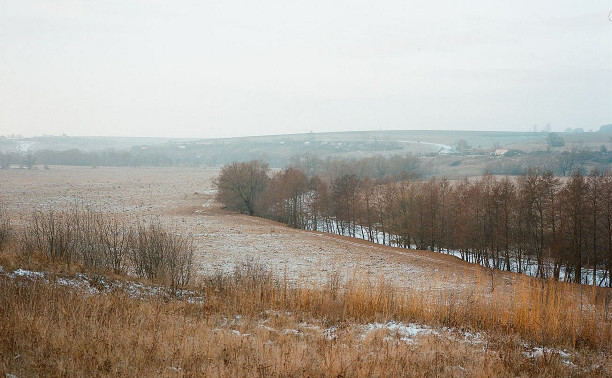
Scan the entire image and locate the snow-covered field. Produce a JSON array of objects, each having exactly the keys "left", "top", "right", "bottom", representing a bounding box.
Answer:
[{"left": 0, "top": 166, "right": 518, "bottom": 292}]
